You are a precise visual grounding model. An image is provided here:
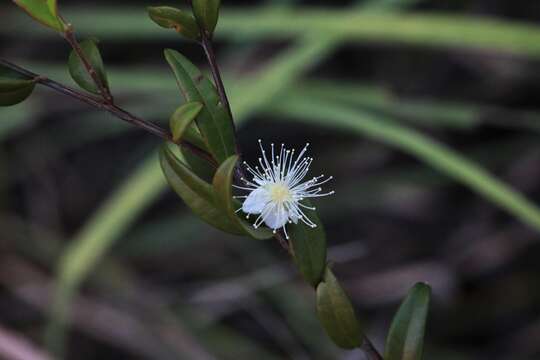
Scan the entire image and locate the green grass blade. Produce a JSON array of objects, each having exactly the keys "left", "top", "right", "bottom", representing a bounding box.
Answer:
[{"left": 46, "top": 153, "right": 166, "bottom": 357}]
